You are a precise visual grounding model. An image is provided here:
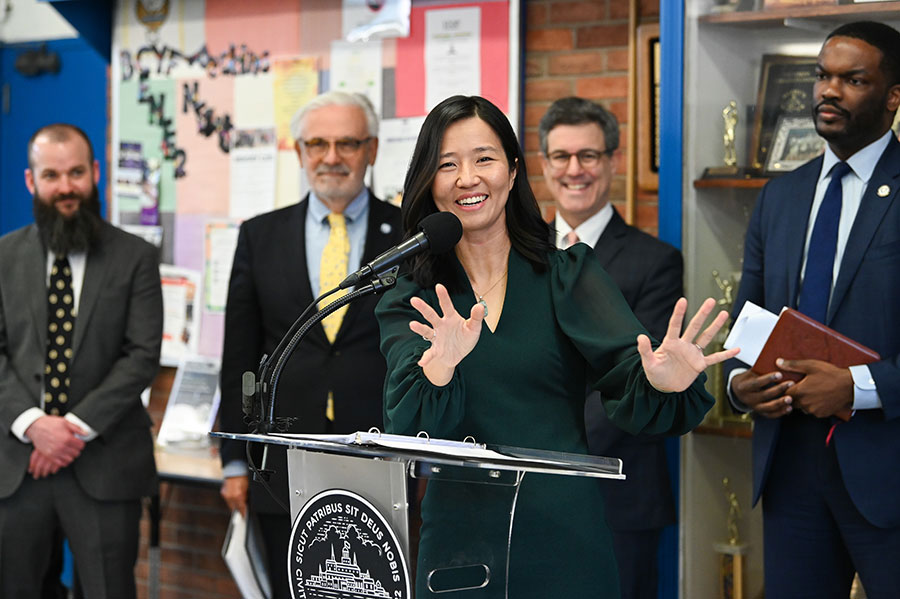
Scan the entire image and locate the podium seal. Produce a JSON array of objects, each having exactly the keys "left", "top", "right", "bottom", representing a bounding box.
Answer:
[{"left": 288, "top": 489, "right": 411, "bottom": 599}]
